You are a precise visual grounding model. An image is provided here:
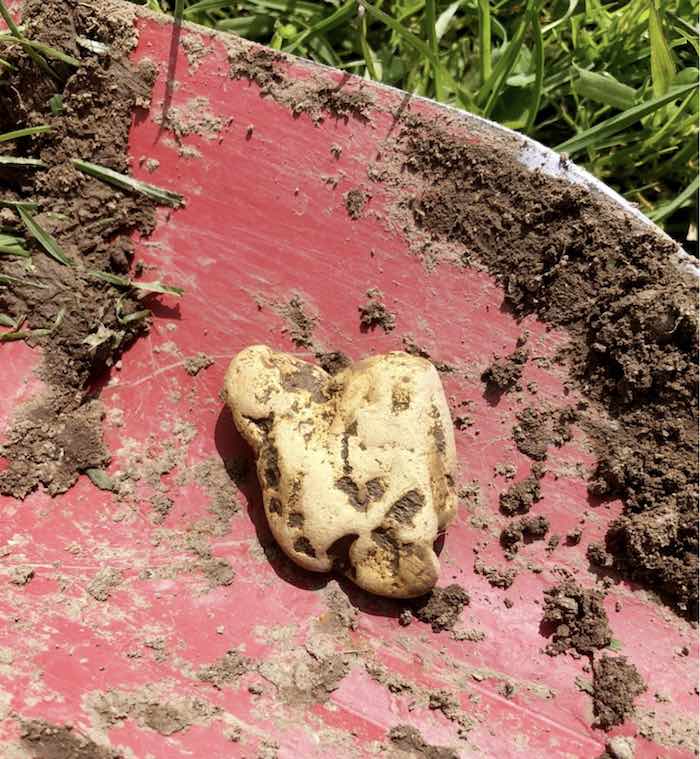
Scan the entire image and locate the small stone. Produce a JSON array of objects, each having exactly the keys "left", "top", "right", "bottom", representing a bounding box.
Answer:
[
  {"left": 216, "top": 625, "right": 225, "bottom": 635},
  {"left": 10, "top": 566, "right": 34, "bottom": 586},
  {"left": 606, "top": 736, "right": 636, "bottom": 759}
]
